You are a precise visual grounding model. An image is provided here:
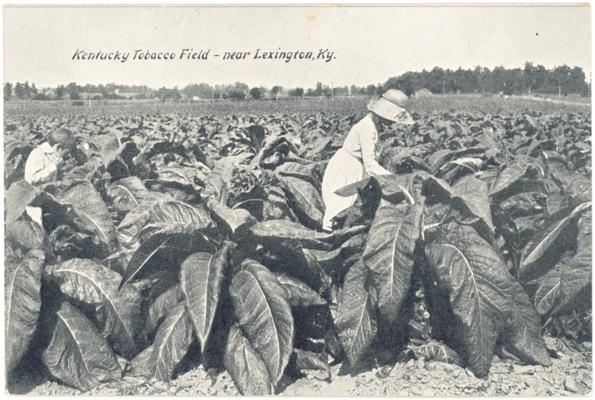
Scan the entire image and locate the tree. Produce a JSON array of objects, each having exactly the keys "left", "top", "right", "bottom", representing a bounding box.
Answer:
[
  {"left": 4, "top": 82, "right": 12, "bottom": 101},
  {"left": 314, "top": 82, "right": 323, "bottom": 96},
  {"left": 249, "top": 87, "right": 264, "bottom": 100},
  {"left": 289, "top": 87, "right": 304, "bottom": 98},
  {"left": 224, "top": 82, "right": 249, "bottom": 100},
  {"left": 14, "top": 82, "right": 25, "bottom": 99},
  {"left": 156, "top": 87, "right": 181, "bottom": 102},
  {"left": 55, "top": 85, "right": 66, "bottom": 99},
  {"left": 66, "top": 82, "right": 81, "bottom": 100},
  {"left": 553, "top": 65, "right": 573, "bottom": 96},
  {"left": 569, "top": 66, "right": 587, "bottom": 94},
  {"left": 365, "top": 84, "right": 376, "bottom": 96},
  {"left": 270, "top": 85, "right": 283, "bottom": 100}
]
